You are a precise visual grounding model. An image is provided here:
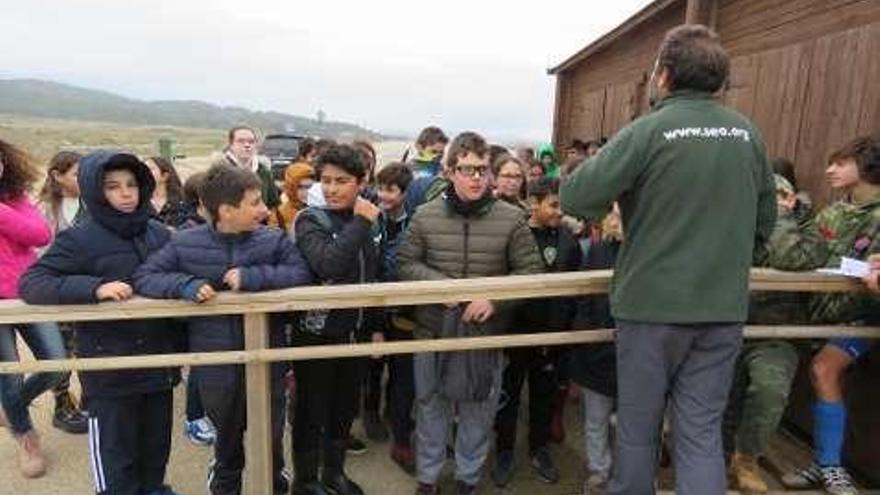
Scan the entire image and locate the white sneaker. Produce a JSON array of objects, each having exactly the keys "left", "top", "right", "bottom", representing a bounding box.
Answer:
[{"left": 185, "top": 417, "right": 216, "bottom": 446}]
